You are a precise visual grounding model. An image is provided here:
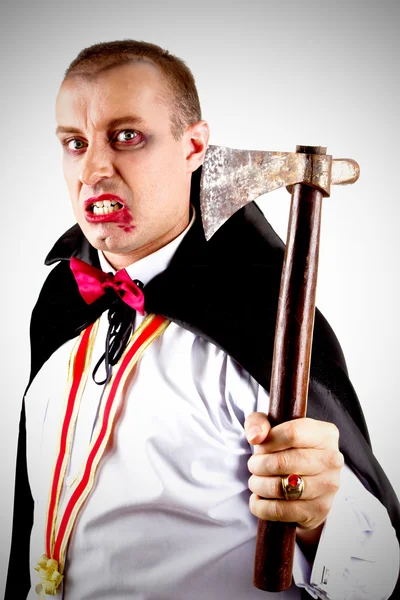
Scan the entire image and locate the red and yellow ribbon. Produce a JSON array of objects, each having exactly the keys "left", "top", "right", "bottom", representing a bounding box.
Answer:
[{"left": 35, "top": 314, "right": 169, "bottom": 596}]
